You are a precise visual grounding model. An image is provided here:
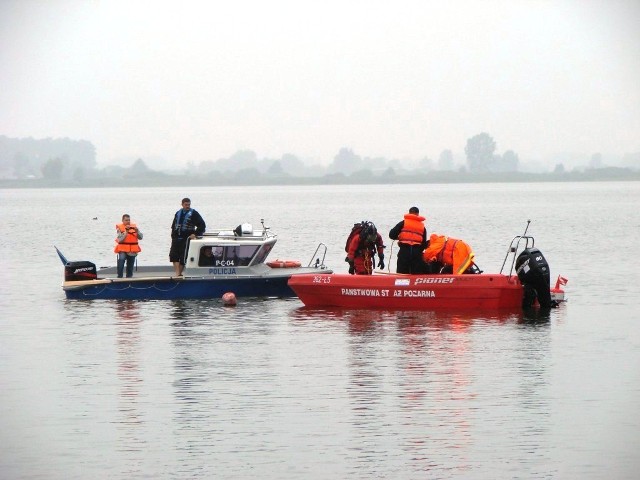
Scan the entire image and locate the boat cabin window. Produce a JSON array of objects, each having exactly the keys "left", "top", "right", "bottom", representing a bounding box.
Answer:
[
  {"left": 199, "top": 246, "right": 223, "bottom": 266},
  {"left": 234, "top": 245, "right": 260, "bottom": 266},
  {"left": 198, "top": 244, "right": 260, "bottom": 267},
  {"left": 252, "top": 243, "right": 273, "bottom": 265}
]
